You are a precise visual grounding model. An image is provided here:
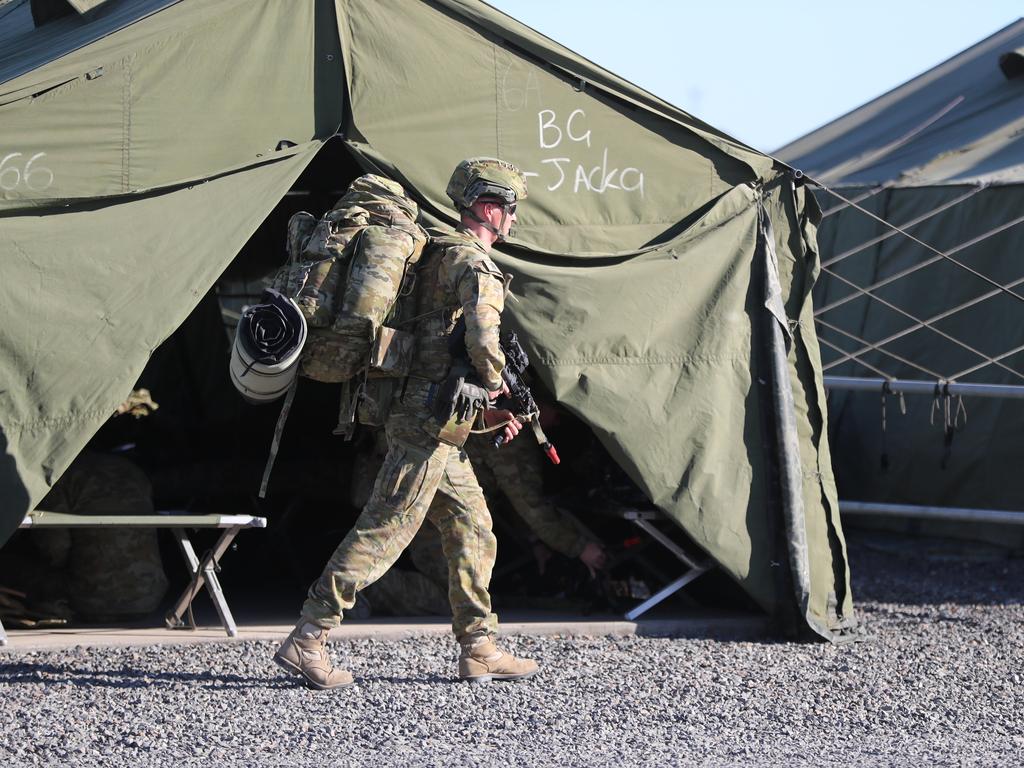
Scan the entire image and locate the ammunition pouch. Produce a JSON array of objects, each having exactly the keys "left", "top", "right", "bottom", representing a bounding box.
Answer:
[
  {"left": 369, "top": 325, "right": 414, "bottom": 377},
  {"left": 425, "top": 363, "right": 490, "bottom": 447},
  {"left": 358, "top": 377, "right": 396, "bottom": 427}
]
